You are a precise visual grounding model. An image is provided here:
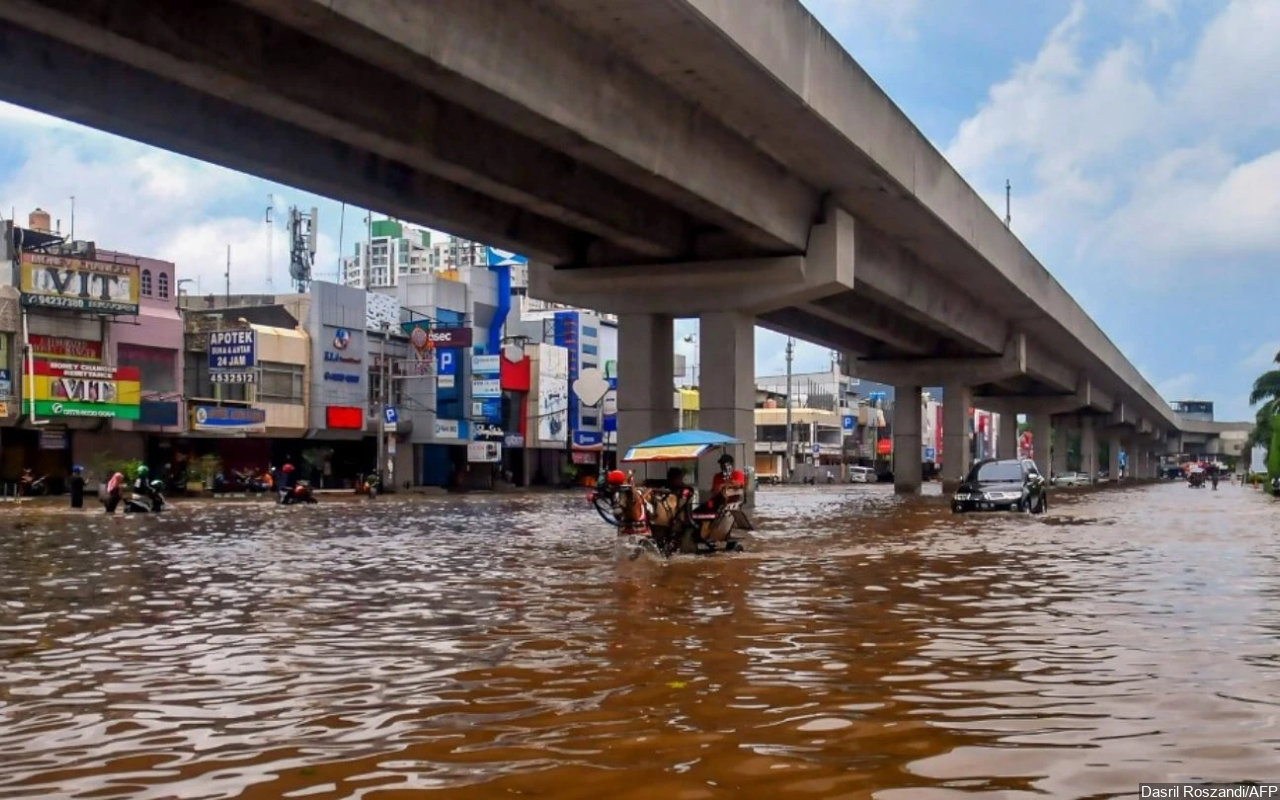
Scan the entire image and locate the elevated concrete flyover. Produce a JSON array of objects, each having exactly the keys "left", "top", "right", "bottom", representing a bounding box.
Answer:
[{"left": 0, "top": 0, "right": 1185, "bottom": 491}]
